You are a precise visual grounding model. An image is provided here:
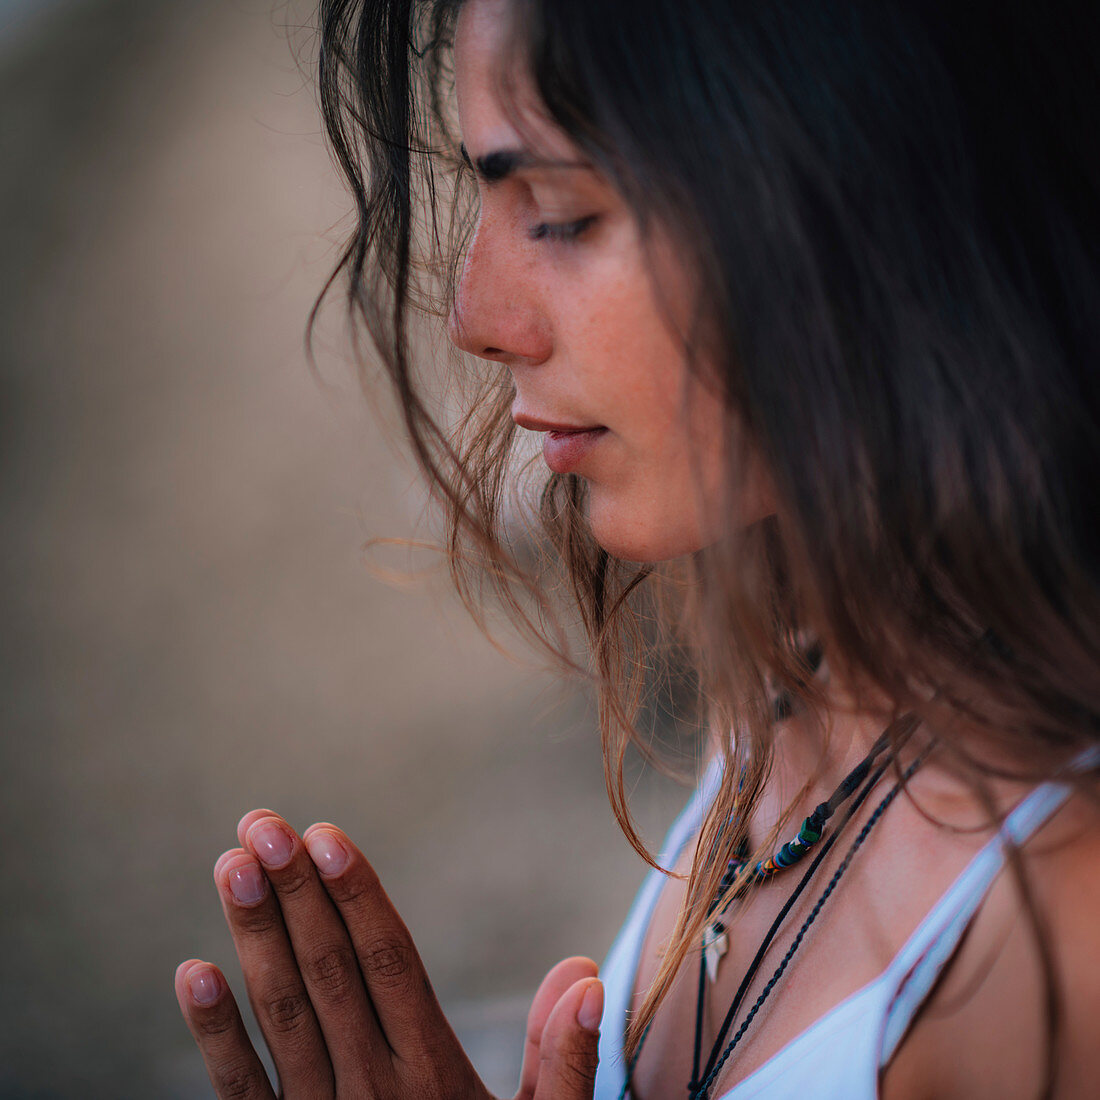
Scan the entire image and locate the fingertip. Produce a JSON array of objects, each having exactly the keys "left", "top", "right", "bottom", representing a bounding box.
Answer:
[
  {"left": 537, "top": 957, "right": 599, "bottom": 993},
  {"left": 577, "top": 979, "right": 603, "bottom": 1034},
  {"left": 526, "top": 957, "right": 601, "bottom": 1052},
  {"left": 213, "top": 848, "right": 246, "bottom": 883},
  {"left": 174, "top": 959, "right": 224, "bottom": 1007},
  {"left": 235, "top": 808, "right": 279, "bottom": 847},
  {"left": 535, "top": 976, "right": 602, "bottom": 1097},
  {"left": 302, "top": 820, "right": 342, "bottom": 841},
  {"left": 184, "top": 962, "right": 225, "bottom": 1007},
  {"left": 543, "top": 976, "right": 603, "bottom": 1040},
  {"left": 244, "top": 814, "right": 299, "bottom": 872},
  {"left": 560, "top": 955, "right": 599, "bottom": 978},
  {"left": 304, "top": 827, "right": 350, "bottom": 877},
  {"left": 175, "top": 957, "right": 204, "bottom": 986}
]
